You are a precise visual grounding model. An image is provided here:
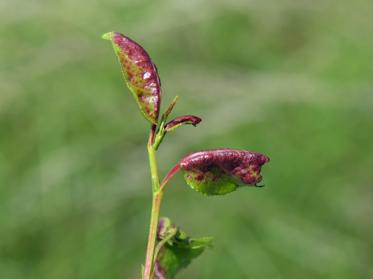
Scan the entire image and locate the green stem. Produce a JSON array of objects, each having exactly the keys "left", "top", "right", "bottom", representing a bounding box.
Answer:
[
  {"left": 143, "top": 141, "right": 163, "bottom": 279},
  {"left": 148, "top": 144, "right": 160, "bottom": 192}
]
